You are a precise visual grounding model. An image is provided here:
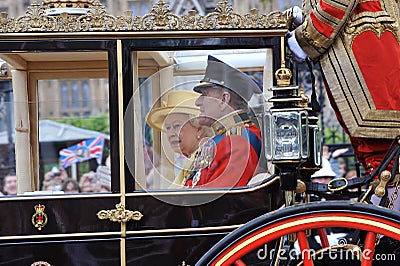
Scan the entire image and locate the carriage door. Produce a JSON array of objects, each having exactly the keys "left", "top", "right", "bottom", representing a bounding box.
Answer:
[{"left": 0, "top": 39, "right": 127, "bottom": 266}]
